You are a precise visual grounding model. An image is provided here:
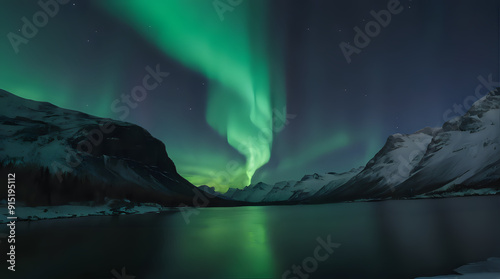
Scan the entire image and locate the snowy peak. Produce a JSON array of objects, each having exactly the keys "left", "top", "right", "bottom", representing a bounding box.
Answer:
[
  {"left": 443, "top": 88, "right": 500, "bottom": 133},
  {"left": 224, "top": 168, "right": 362, "bottom": 203},
  {"left": 300, "top": 173, "right": 321, "bottom": 181},
  {"left": 315, "top": 88, "right": 500, "bottom": 202},
  {"left": 394, "top": 89, "right": 500, "bottom": 196}
]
